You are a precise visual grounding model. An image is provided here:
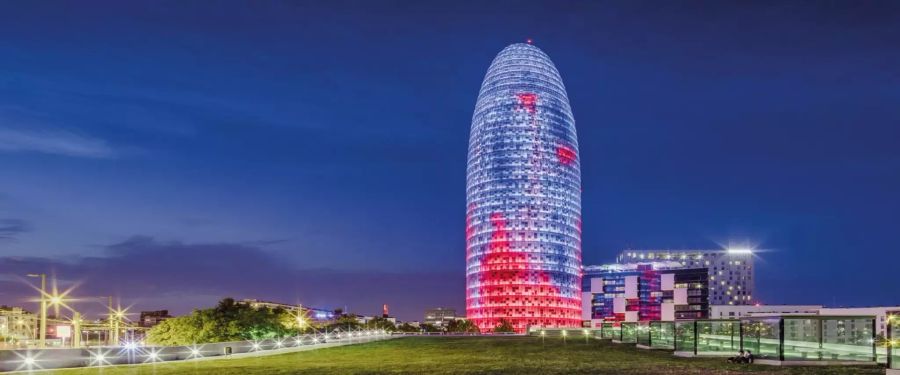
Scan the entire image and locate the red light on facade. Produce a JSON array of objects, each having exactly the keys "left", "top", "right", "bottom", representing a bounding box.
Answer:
[
  {"left": 526, "top": 38, "right": 533, "bottom": 44},
  {"left": 557, "top": 145, "right": 577, "bottom": 165},
  {"left": 466, "top": 210, "right": 581, "bottom": 333},
  {"left": 517, "top": 93, "right": 537, "bottom": 114}
]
